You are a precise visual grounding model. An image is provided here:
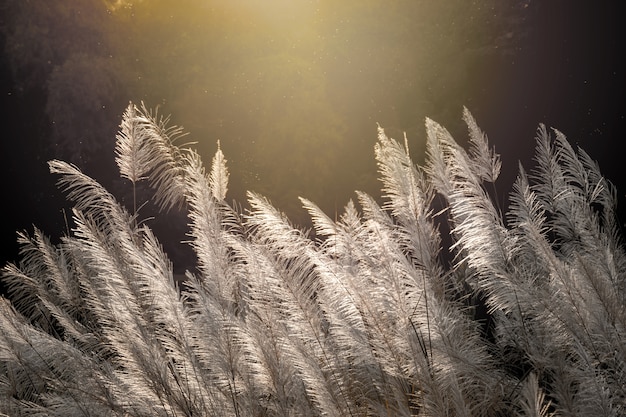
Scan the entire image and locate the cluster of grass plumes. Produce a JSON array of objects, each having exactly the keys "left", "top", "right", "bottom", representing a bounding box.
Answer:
[{"left": 1, "top": 103, "right": 625, "bottom": 416}]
